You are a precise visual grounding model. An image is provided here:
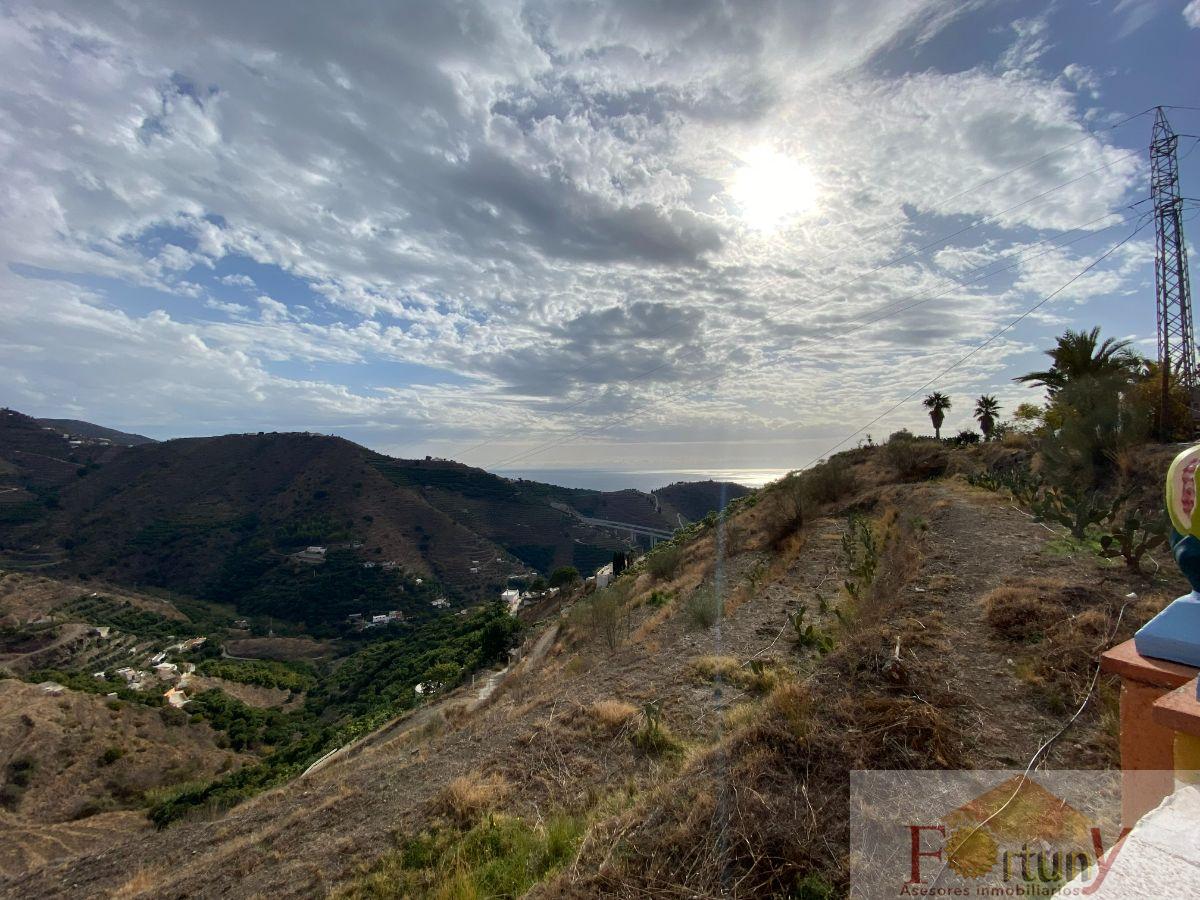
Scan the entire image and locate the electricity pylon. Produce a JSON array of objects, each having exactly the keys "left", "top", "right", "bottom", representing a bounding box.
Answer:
[{"left": 1151, "top": 106, "right": 1197, "bottom": 437}]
